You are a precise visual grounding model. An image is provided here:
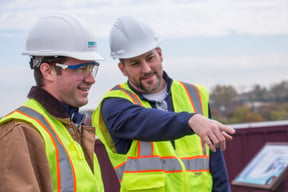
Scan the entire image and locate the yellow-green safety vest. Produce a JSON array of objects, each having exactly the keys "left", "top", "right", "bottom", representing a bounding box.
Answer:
[
  {"left": 0, "top": 99, "right": 104, "bottom": 192},
  {"left": 93, "top": 80, "right": 213, "bottom": 192}
]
